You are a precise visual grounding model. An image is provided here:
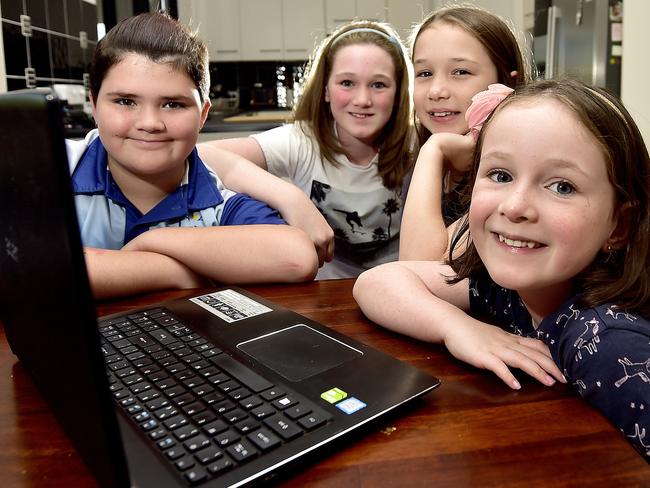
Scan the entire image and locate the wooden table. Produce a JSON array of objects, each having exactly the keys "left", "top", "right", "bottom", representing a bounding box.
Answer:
[{"left": 1, "top": 279, "right": 647, "bottom": 486}]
